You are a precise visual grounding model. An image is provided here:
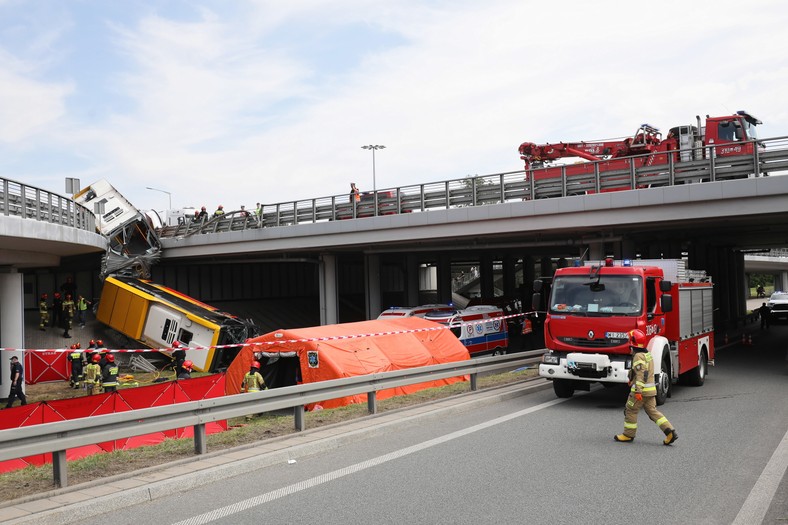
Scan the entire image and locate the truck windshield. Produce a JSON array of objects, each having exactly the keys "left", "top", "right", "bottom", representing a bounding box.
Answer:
[
  {"left": 549, "top": 274, "right": 642, "bottom": 316},
  {"left": 743, "top": 119, "right": 758, "bottom": 140}
]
